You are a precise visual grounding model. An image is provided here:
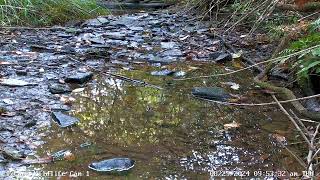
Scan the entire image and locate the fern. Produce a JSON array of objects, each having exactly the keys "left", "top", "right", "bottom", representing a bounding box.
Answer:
[{"left": 310, "top": 18, "right": 320, "bottom": 32}]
